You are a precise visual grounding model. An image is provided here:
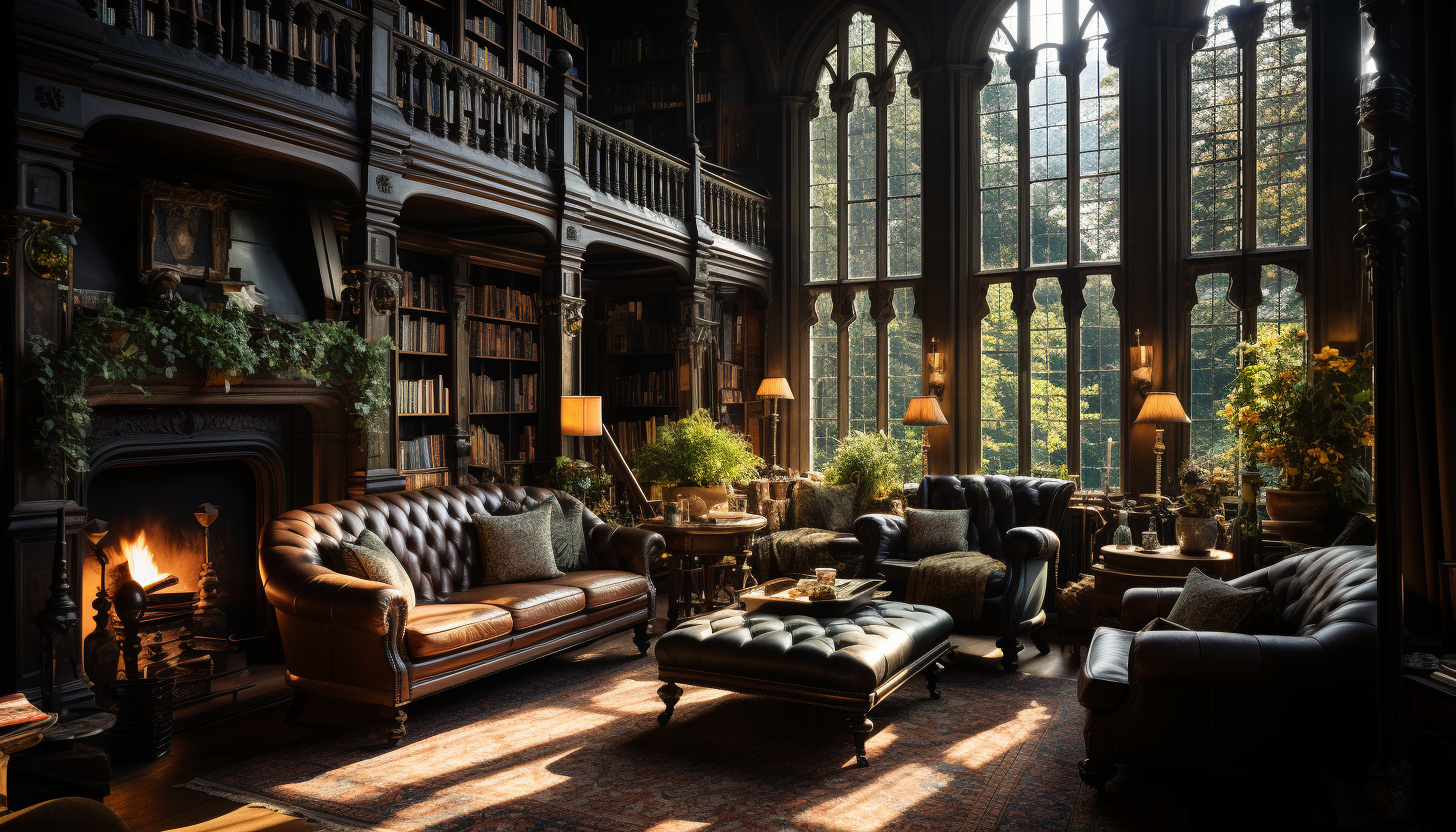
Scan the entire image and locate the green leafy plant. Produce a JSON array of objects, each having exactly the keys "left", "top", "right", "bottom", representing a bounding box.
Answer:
[
  {"left": 1224, "top": 328, "right": 1374, "bottom": 506},
  {"left": 630, "top": 409, "right": 763, "bottom": 488},
  {"left": 544, "top": 456, "right": 639, "bottom": 527},
  {"left": 1174, "top": 454, "right": 1234, "bottom": 518},
  {"left": 822, "top": 430, "right": 919, "bottom": 506},
  {"left": 28, "top": 300, "right": 392, "bottom": 477}
]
